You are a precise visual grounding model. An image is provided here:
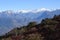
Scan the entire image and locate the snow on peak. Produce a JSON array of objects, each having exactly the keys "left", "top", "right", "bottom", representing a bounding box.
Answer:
[
  {"left": 36, "top": 8, "right": 52, "bottom": 12},
  {"left": 0, "top": 8, "right": 56, "bottom": 13},
  {"left": 40, "top": 8, "right": 51, "bottom": 11},
  {"left": 17, "top": 10, "right": 31, "bottom": 13},
  {"left": 6, "top": 10, "right": 14, "bottom": 13},
  {"left": 17, "top": 8, "right": 52, "bottom": 13}
]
